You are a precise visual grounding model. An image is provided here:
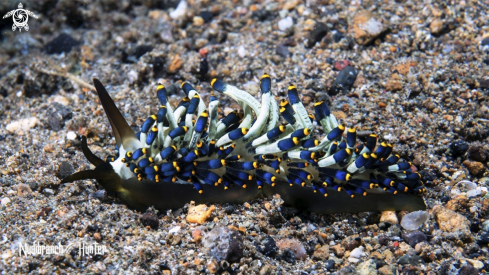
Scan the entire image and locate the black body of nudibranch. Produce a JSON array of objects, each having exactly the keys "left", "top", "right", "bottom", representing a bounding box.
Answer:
[{"left": 61, "top": 76, "right": 426, "bottom": 214}]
